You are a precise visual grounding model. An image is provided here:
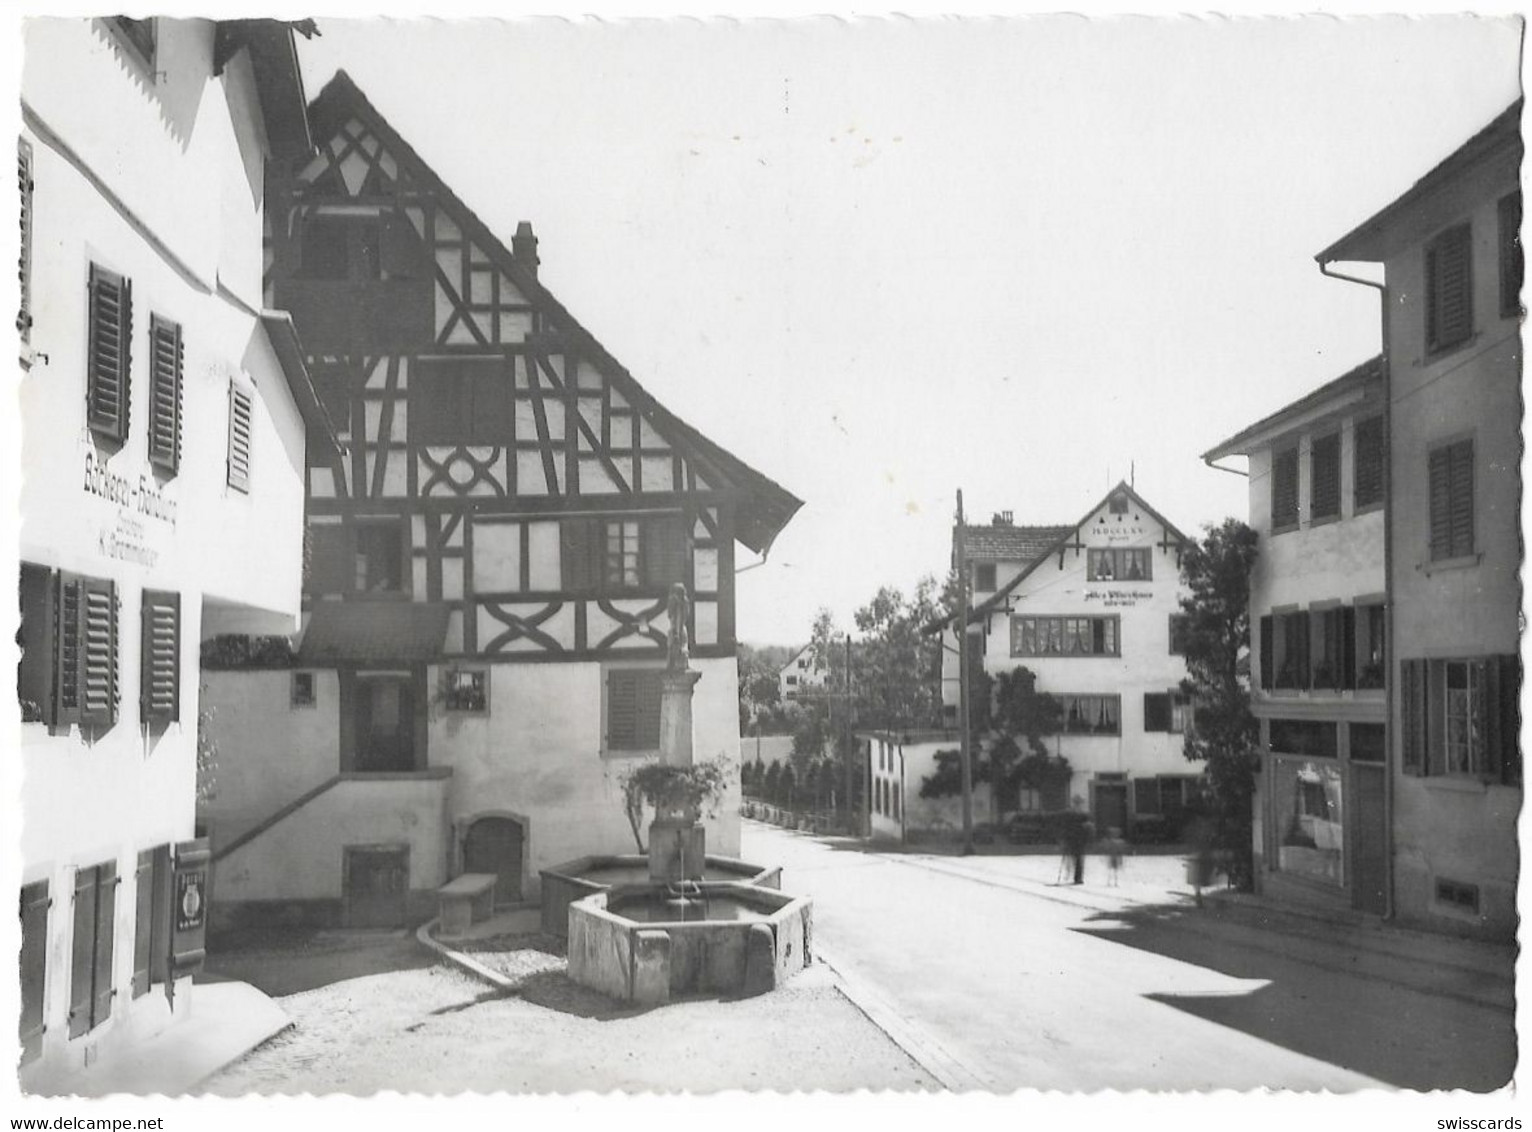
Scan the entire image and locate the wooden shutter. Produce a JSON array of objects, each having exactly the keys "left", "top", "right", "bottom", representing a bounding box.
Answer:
[
  {"left": 20, "top": 880, "right": 49, "bottom": 1060},
  {"left": 132, "top": 850, "right": 153, "bottom": 998},
  {"left": 1143, "top": 692, "right": 1171, "bottom": 732},
  {"left": 227, "top": 383, "right": 253, "bottom": 492},
  {"left": 306, "top": 523, "right": 350, "bottom": 595},
  {"left": 78, "top": 576, "right": 118, "bottom": 730},
  {"left": 18, "top": 563, "right": 56, "bottom": 725},
  {"left": 18, "top": 137, "right": 32, "bottom": 340},
  {"left": 1310, "top": 433, "right": 1340, "bottom": 519},
  {"left": 642, "top": 516, "right": 687, "bottom": 587},
  {"left": 1429, "top": 440, "right": 1474, "bottom": 560},
  {"left": 1271, "top": 448, "right": 1298, "bottom": 527},
  {"left": 1354, "top": 416, "right": 1384, "bottom": 509},
  {"left": 86, "top": 264, "right": 132, "bottom": 443},
  {"left": 147, "top": 316, "right": 183, "bottom": 474},
  {"left": 1500, "top": 192, "right": 1523, "bottom": 318},
  {"left": 1401, "top": 658, "right": 1428, "bottom": 776},
  {"left": 91, "top": 860, "right": 117, "bottom": 1029},
  {"left": 54, "top": 573, "right": 82, "bottom": 725},
  {"left": 467, "top": 358, "right": 514, "bottom": 443},
  {"left": 607, "top": 669, "right": 639, "bottom": 749},
  {"left": 1495, "top": 654, "right": 1521, "bottom": 786},
  {"left": 560, "top": 518, "right": 597, "bottom": 592},
  {"left": 140, "top": 589, "right": 180, "bottom": 724},
  {"left": 1427, "top": 224, "right": 1473, "bottom": 352},
  {"left": 408, "top": 359, "right": 464, "bottom": 445},
  {"left": 1259, "top": 615, "right": 1273, "bottom": 692},
  {"left": 68, "top": 867, "right": 97, "bottom": 1037},
  {"left": 633, "top": 670, "right": 662, "bottom": 748},
  {"left": 1340, "top": 606, "right": 1357, "bottom": 690}
]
